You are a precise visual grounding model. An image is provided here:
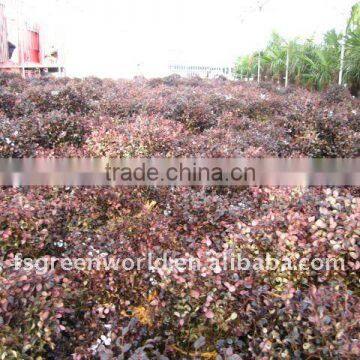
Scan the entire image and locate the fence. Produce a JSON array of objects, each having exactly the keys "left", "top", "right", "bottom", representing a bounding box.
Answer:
[{"left": 169, "top": 64, "right": 235, "bottom": 79}]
